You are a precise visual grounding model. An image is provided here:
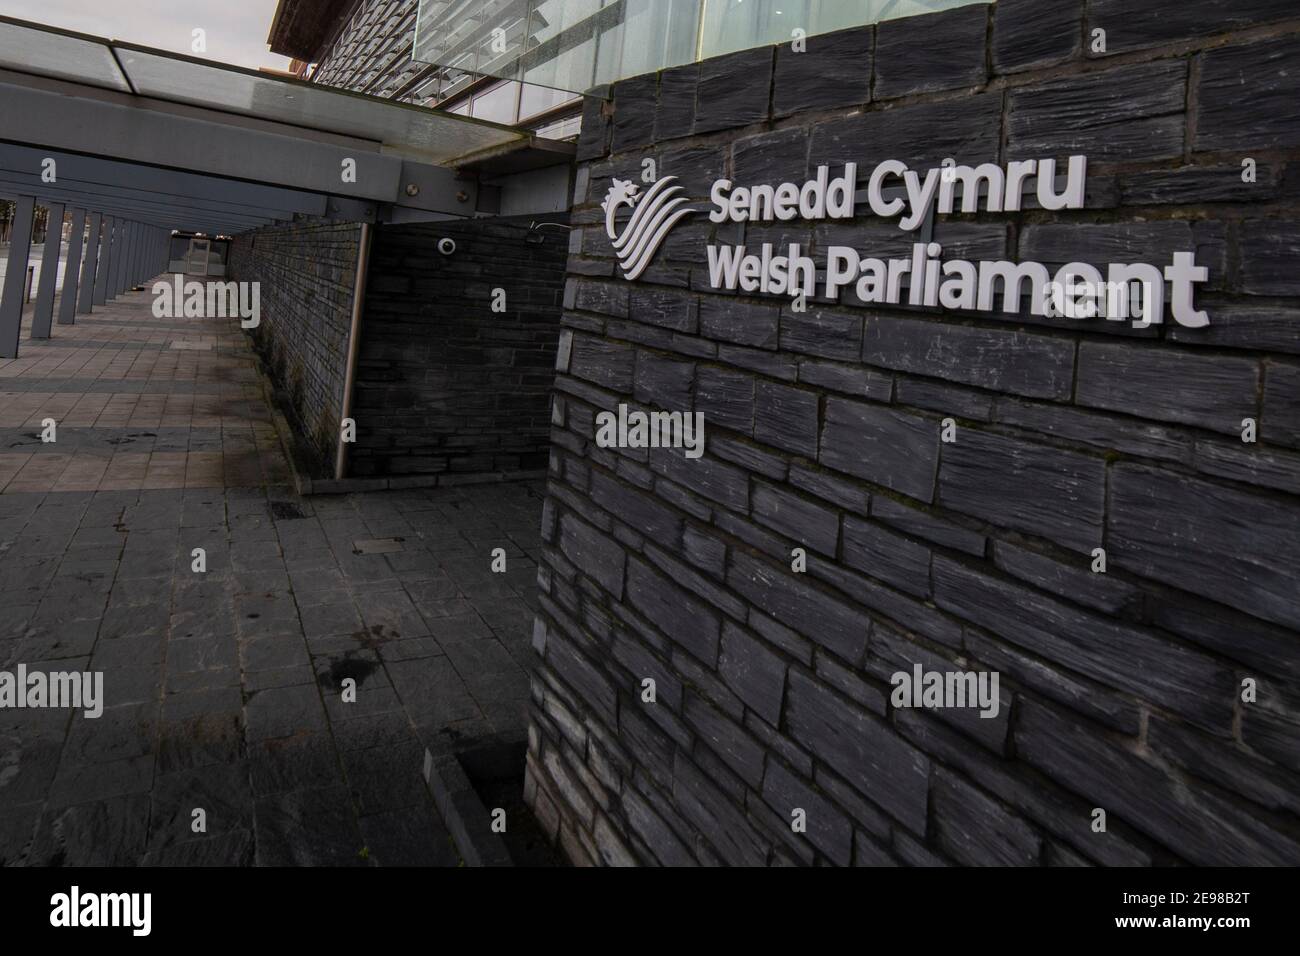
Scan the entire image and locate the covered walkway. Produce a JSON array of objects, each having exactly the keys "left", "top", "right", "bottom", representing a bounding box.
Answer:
[
  {"left": 0, "top": 13, "right": 565, "bottom": 866},
  {"left": 0, "top": 276, "right": 542, "bottom": 867}
]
